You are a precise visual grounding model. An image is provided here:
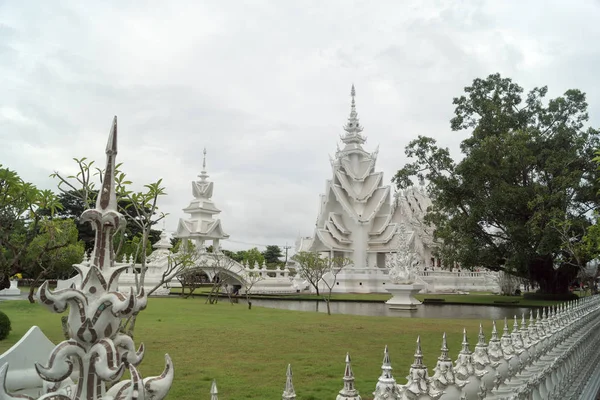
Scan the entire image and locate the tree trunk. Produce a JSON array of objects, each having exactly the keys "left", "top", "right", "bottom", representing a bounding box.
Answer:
[
  {"left": 0, "top": 275, "right": 10, "bottom": 291},
  {"left": 529, "top": 255, "right": 578, "bottom": 294},
  {"left": 27, "top": 269, "right": 48, "bottom": 303},
  {"left": 325, "top": 297, "right": 331, "bottom": 315}
]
